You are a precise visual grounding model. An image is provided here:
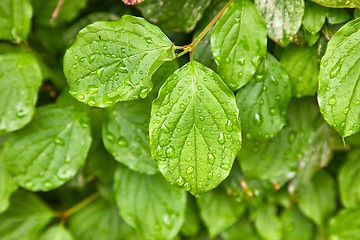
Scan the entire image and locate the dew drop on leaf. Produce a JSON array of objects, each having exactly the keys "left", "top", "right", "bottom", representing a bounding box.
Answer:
[
  {"left": 145, "top": 37, "right": 153, "bottom": 44},
  {"left": 328, "top": 95, "right": 337, "bottom": 105},
  {"left": 253, "top": 113, "right": 263, "bottom": 126},
  {"left": 225, "top": 119, "right": 233, "bottom": 131},
  {"left": 89, "top": 55, "right": 96, "bottom": 63},
  {"left": 165, "top": 146, "right": 175, "bottom": 157},
  {"left": 139, "top": 87, "right": 148, "bottom": 98},
  {"left": 106, "top": 133, "right": 115, "bottom": 142},
  {"left": 238, "top": 58, "right": 245, "bottom": 65},
  {"left": 183, "top": 182, "right": 191, "bottom": 191},
  {"left": 330, "top": 59, "right": 344, "bottom": 78},
  {"left": 54, "top": 137, "right": 64, "bottom": 146},
  {"left": 117, "top": 137, "right": 128, "bottom": 147},
  {"left": 217, "top": 132, "right": 225, "bottom": 144},
  {"left": 186, "top": 166, "right": 194, "bottom": 174},
  {"left": 87, "top": 85, "right": 99, "bottom": 94},
  {"left": 176, "top": 176, "right": 185, "bottom": 186},
  {"left": 220, "top": 163, "right": 231, "bottom": 170},
  {"left": 199, "top": 116, "right": 205, "bottom": 121},
  {"left": 207, "top": 153, "right": 215, "bottom": 164},
  {"left": 96, "top": 67, "right": 105, "bottom": 78},
  {"left": 117, "top": 62, "right": 128, "bottom": 73},
  {"left": 269, "top": 108, "right": 277, "bottom": 115},
  {"left": 207, "top": 171, "right": 213, "bottom": 179}
]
